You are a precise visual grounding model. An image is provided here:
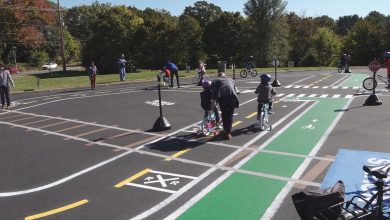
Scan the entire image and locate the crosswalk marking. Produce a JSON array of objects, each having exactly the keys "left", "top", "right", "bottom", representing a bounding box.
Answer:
[
  {"left": 308, "top": 94, "right": 317, "bottom": 97},
  {"left": 312, "top": 86, "right": 319, "bottom": 89},
  {"left": 322, "top": 86, "right": 329, "bottom": 89},
  {"left": 276, "top": 94, "right": 285, "bottom": 97},
  {"left": 285, "top": 94, "right": 295, "bottom": 97},
  {"left": 345, "top": 95, "right": 353, "bottom": 98},
  {"left": 294, "top": 86, "right": 301, "bottom": 88},
  {"left": 283, "top": 85, "right": 360, "bottom": 90},
  {"left": 332, "top": 95, "right": 341, "bottom": 98},
  {"left": 284, "top": 85, "right": 292, "bottom": 88},
  {"left": 278, "top": 94, "right": 353, "bottom": 99},
  {"left": 297, "top": 94, "right": 306, "bottom": 98},
  {"left": 320, "top": 94, "right": 329, "bottom": 98},
  {"left": 303, "top": 86, "right": 310, "bottom": 89}
]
